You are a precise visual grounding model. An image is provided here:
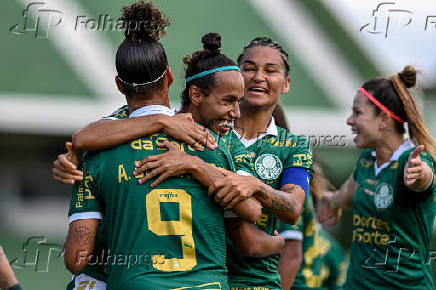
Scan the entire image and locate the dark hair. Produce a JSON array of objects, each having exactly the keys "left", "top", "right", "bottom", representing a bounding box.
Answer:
[
  {"left": 272, "top": 104, "right": 290, "bottom": 130},
  {"left": 115, "top": 1, "right": 170, "bottom": 97},
  {"left": 237, "top": 37, "right": 290, "bottom": 76},
  {"left": 181, "top": 33, "right": 237, "bottom": 106},
  {"left": 363, "top": 65, "right": 435, "bottom": 158}
]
